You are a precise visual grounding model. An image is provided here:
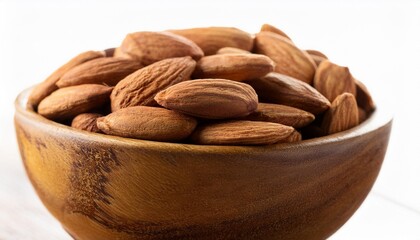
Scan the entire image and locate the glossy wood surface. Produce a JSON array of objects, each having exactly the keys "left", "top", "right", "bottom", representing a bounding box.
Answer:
[{"left": 15, "top": 88, "right": 392, "bottom": 240}]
